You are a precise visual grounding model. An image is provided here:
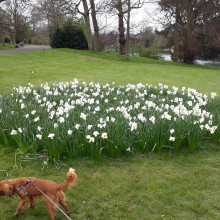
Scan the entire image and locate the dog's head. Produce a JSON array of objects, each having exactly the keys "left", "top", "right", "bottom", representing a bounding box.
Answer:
[{"left": 0, "top": 181, "right": 15, "bottom": 196}]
